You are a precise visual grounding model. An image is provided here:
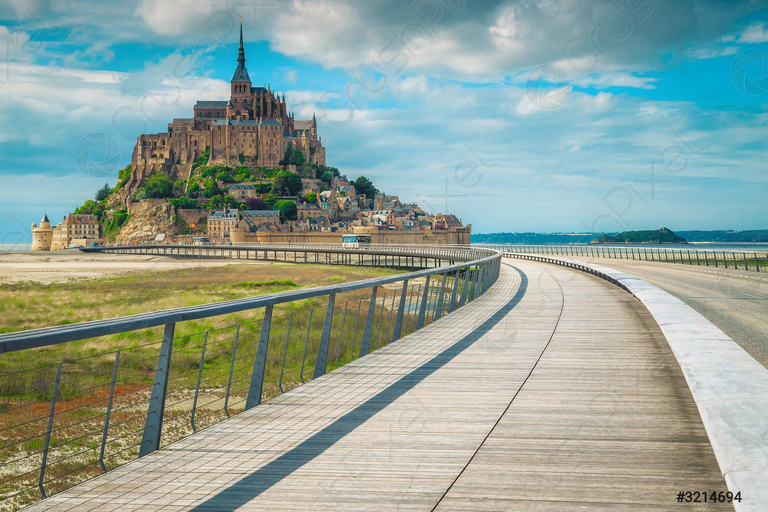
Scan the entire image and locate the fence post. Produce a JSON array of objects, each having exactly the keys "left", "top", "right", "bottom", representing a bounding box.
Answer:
[
  {"left": 350, "top": 299, "right": 362, "bottom": 359},
  {"left": 100, "top": 351, "right": 120, "bottom": 472},
  {"left": 386, "top": 279, "right": 408, "bottom": 342},
  {"left": 334, "top": 301, "right": 348, "bottom": 368},
  {"left": 459, "top": 267, "right": 471, "bottom": 306},
  {"left": 449, "top": 270, "right": 460, "bottom": 312},
  {"left": 300, "top": 309, "right": 314, "bottom": 383},
  {"left": 435, "top": 272, "right": 448, "bottom": 321},
  {"left": 469, "top": 266, "right": 479, "bottom": 301},
  {"left": 278, "top": 313, "right": 293, "bottom": 393},
  {"left": 139, "top": 322, "right": 175, "bottom": 458},
  {"left": 358, "top": 286, "right": 378, "bottom": 357},
  {"left": 223, "top": 325, "right": 241, "bottom": 418},
  {"left": 313, "top": 293, "right": 336, "bottom": 379},
  {"left": 245, "top": 306, "right": 273, "bottom": 410},
  {"left": 414, "top": 276, "right": 430, "bottom": 331},
  {"left": 38, "top": 361, "right": 62, "bottom": 498},
  {"left": 191, "top": 333, "right": 207, "bottom": 433},
  {"left": 374, "top": 292, "right": 387, "bottom": 350}
]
